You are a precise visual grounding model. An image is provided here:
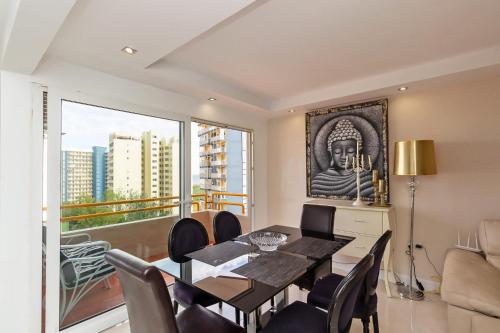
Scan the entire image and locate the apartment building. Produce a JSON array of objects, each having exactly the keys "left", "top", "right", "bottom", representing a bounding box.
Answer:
[
  {"left": 159, "top": 137, "right": 180, "bottom": 197},
  {"left": 61, "top": 150, "right": 93, "bottom": 202},
  {"left": 198, "top": 124, "right": 246, "bottom": 210},
  {"left": 141, "top": 131, "right": 160, "bottom": 198},
  {"left": 106, "top": 133, "right": 141, "bottom": 196},
  {"left": 92, "top": 146, "right": 107, "bottom": 202}
]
